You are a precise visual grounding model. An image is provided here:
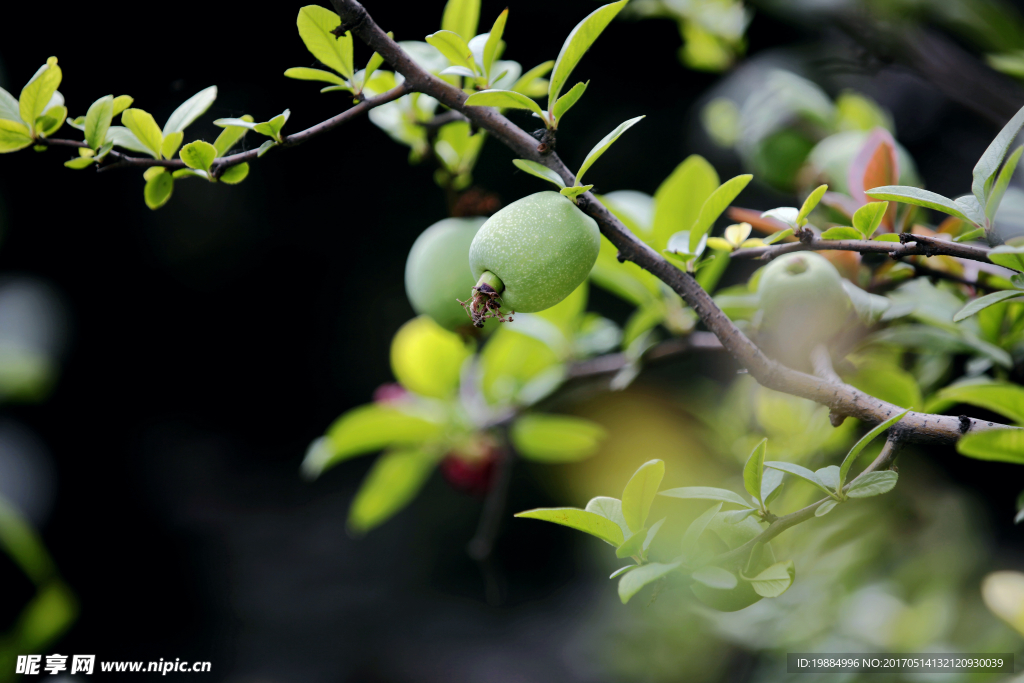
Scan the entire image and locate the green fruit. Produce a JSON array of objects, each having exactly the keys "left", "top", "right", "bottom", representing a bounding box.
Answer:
[
  {"left": 469, "top": 191, "right": 601, "bottom": 313},
  {"left": 757, "top": 252, "right": 852, "bottom": 371},
  {"left": 405, "top": 217, "right": 486, "bottom": 330}
]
